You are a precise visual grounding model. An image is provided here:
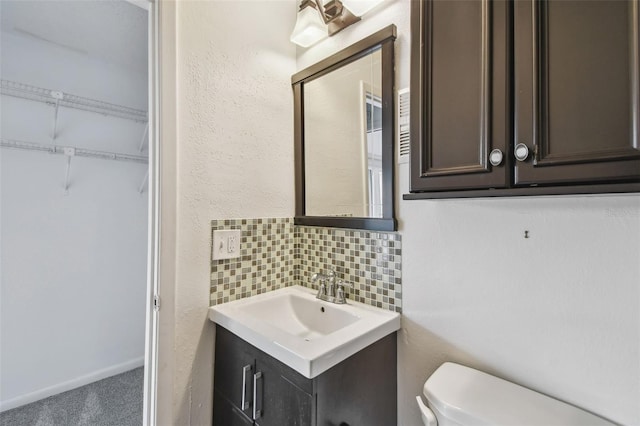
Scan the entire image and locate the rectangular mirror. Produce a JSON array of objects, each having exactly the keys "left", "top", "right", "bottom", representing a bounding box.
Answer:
[{"left": 292, "top": 25, "right": 397, "bottom": 231}]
